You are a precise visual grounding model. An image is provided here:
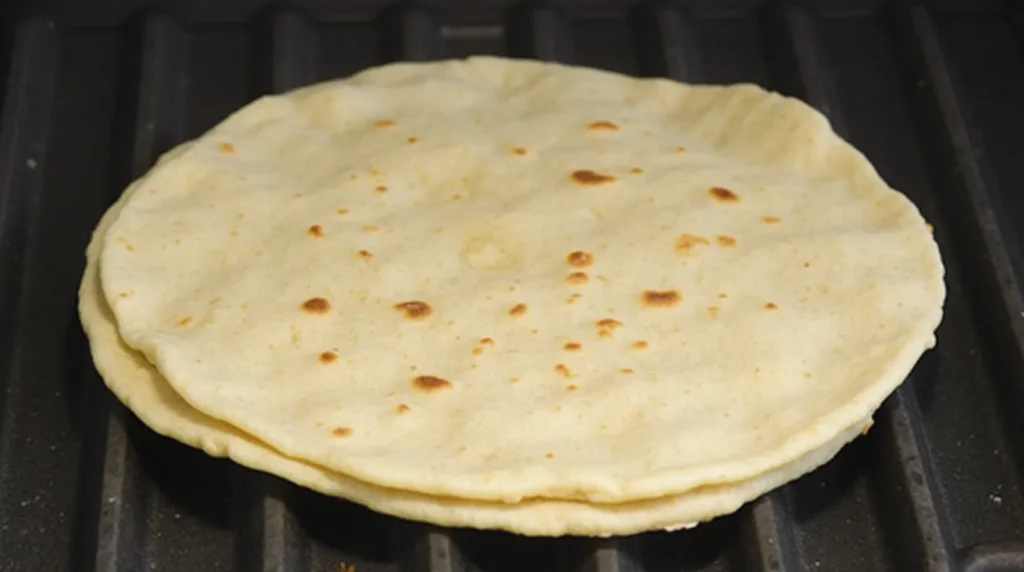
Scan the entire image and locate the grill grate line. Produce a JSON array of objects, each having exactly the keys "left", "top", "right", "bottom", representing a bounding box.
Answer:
[
  {"left": 402, "top": 525, "right": 464, "bottom": 572},
  {"left": 732, "top": 495, "right": 801, "bottom": 572},
  {"left": 0, "top": 17, "right": 58, "bottom": 434},
  {"left": 506, "top": 3, "right": 574, "bottom": 63},
  {"left": 235, "top": 7, "right": 316, "bottom": 572},
  {"left": 759, "top": 4, "right": 956, "bottom": 571},
  {"left": 379, "top": 3, "right": 445, "bottom": 63},
  {"left": 631, "top": 0, "right": 703, "bottom": 81},
  {"left": 76, "top": 11, "right": 187, "bottom": 572},
  {"left": 890, "top": 1, "right": 1024, "bottom": 511}
]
